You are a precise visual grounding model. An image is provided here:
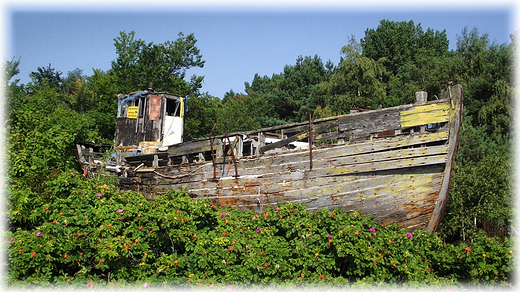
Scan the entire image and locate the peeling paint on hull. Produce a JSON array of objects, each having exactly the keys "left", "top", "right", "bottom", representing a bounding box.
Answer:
[{"left": 79, "top": 85, "right": 463, "bottom": 233}]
